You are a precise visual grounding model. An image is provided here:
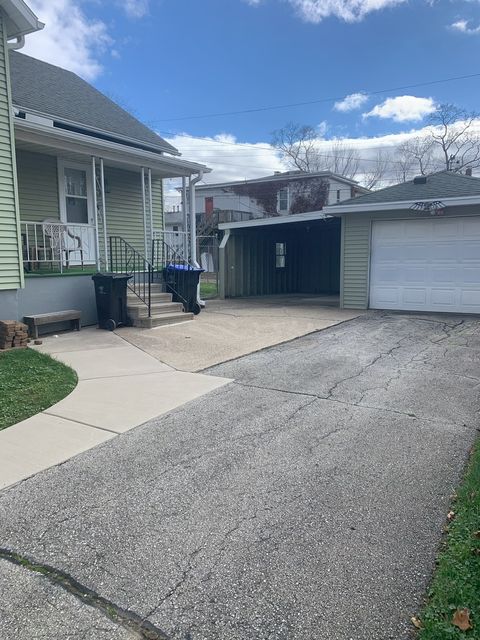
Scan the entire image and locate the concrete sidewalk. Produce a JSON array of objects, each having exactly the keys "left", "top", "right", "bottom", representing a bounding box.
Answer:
[{"left": 0, "top": 328, "right": 230, "bottom": 489}]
